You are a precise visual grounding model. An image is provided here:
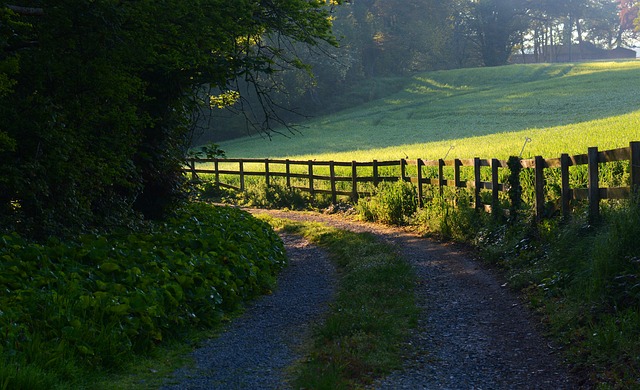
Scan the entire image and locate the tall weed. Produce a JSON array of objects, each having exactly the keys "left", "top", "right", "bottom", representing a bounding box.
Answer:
[
  {"left": 356, "top": 181, "right": 417, "bottom": 225},
  {"left": 413, "top": 189, "right": 484, "bottom": 241}
]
